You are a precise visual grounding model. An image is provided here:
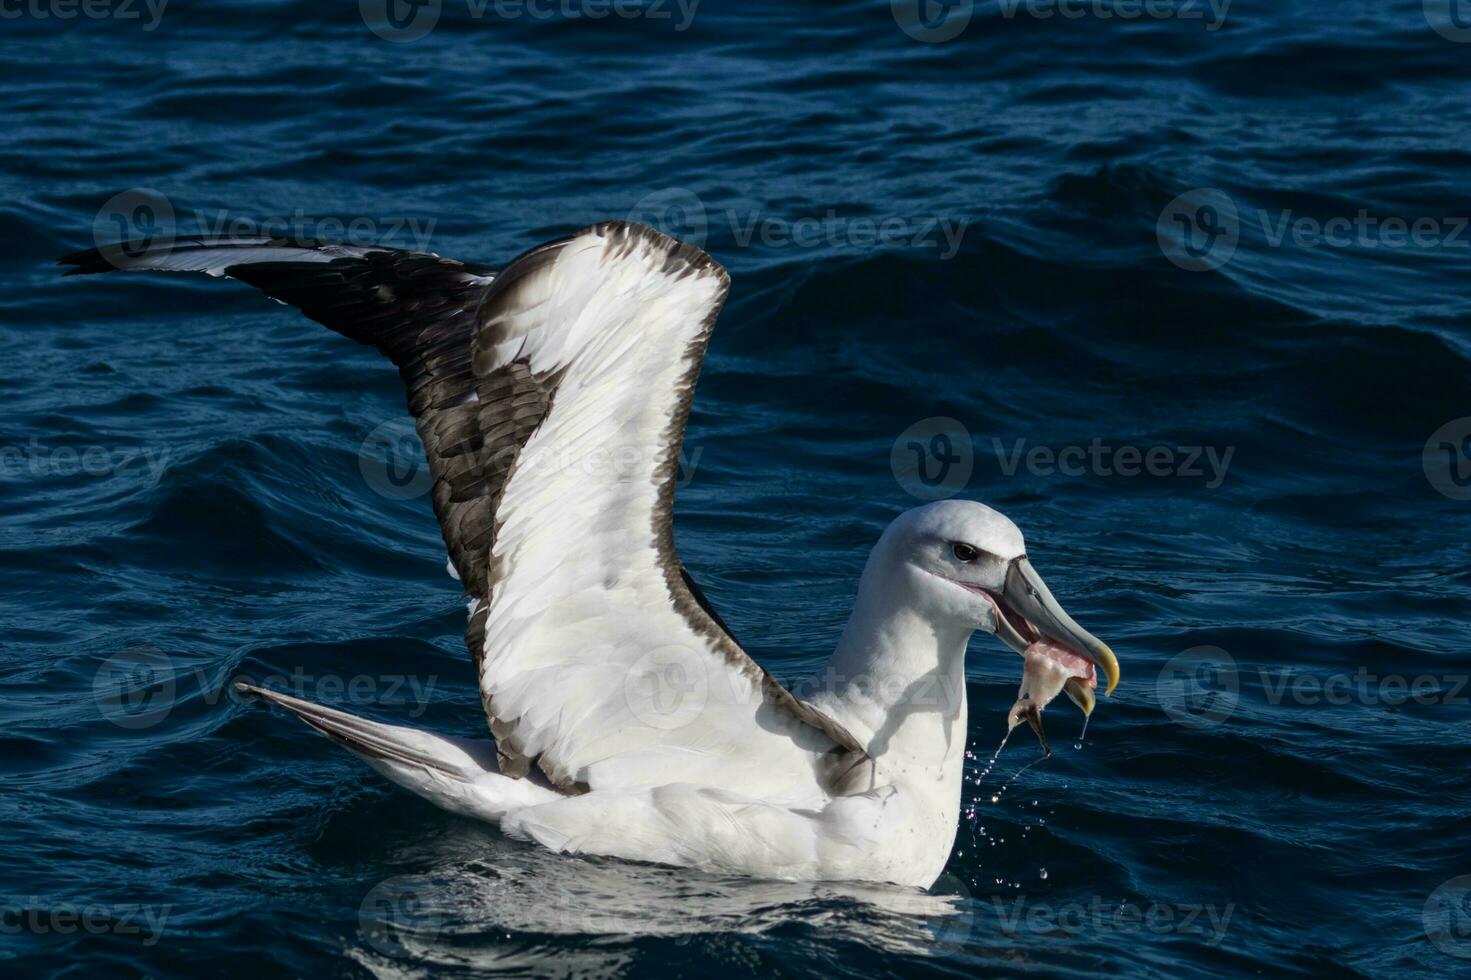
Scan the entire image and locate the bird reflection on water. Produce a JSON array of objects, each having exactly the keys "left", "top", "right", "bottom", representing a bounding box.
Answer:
[{"left": 350, "top": 828, "right": 975, "bottom": 970}]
